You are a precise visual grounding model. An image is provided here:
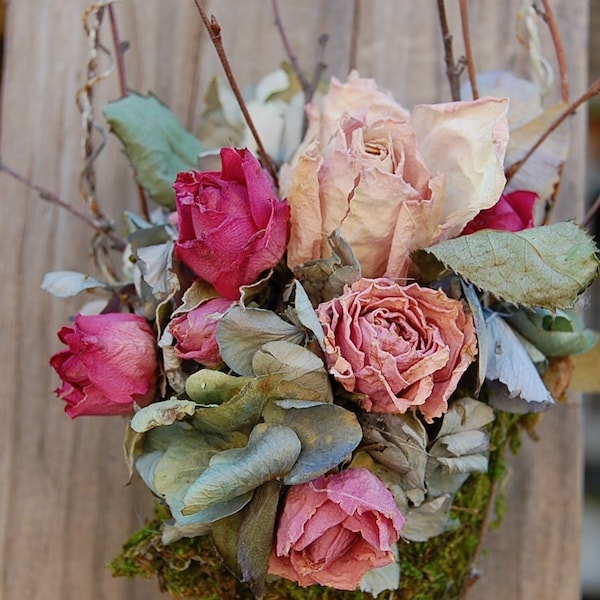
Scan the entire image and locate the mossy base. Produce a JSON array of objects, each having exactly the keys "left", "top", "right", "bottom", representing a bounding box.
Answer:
[{"left": 109, "top": 412, "right": 526, "bottom": 600}]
